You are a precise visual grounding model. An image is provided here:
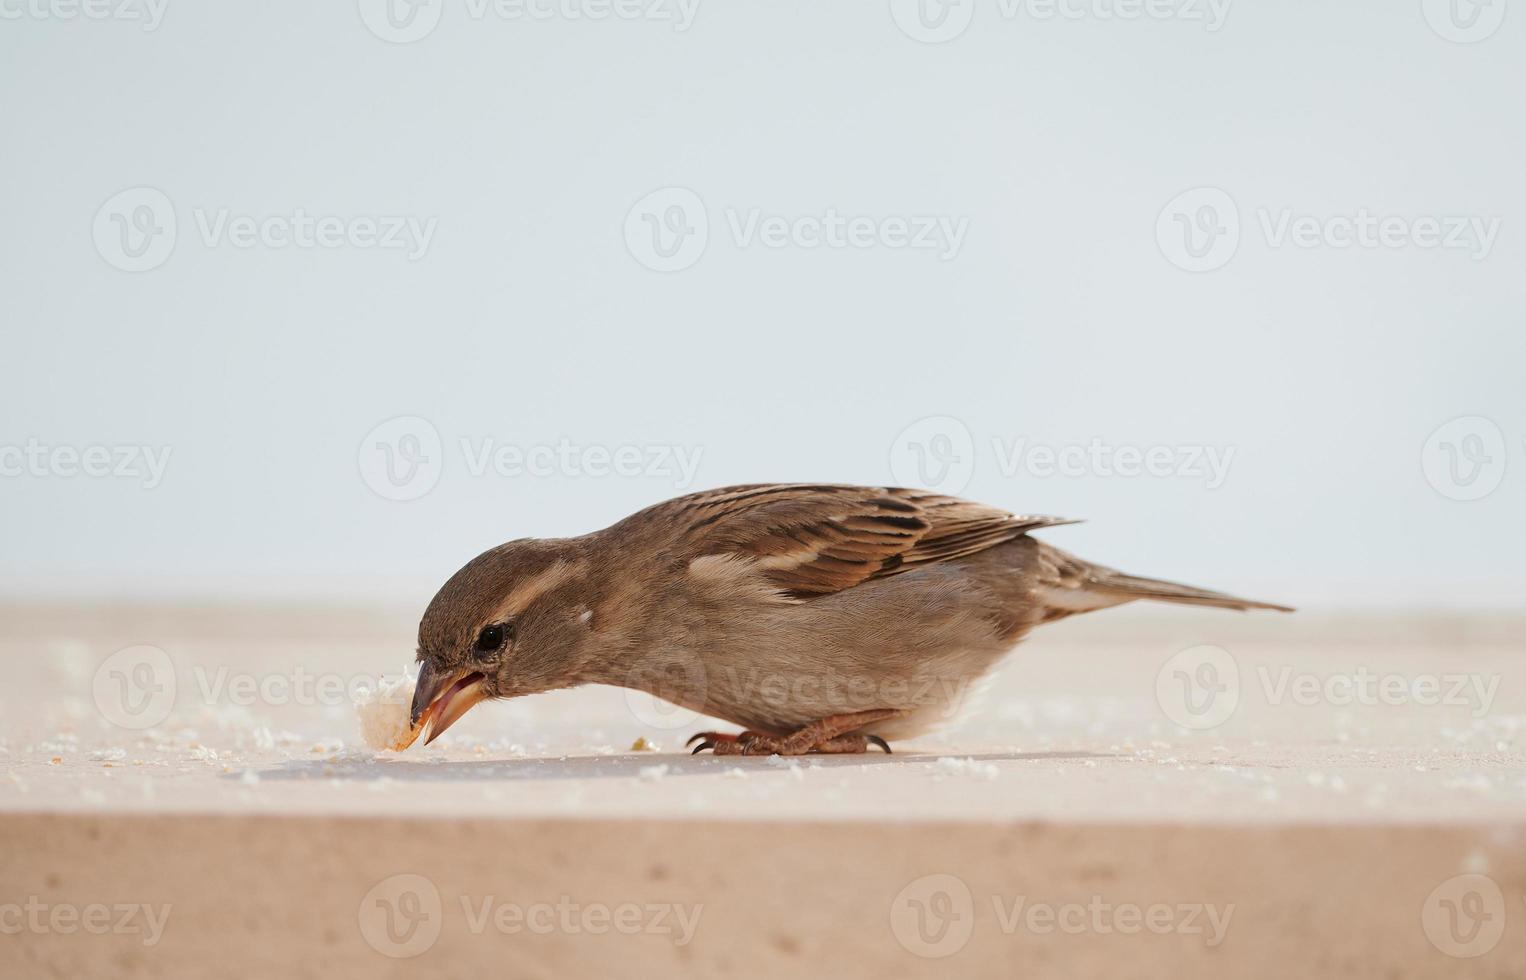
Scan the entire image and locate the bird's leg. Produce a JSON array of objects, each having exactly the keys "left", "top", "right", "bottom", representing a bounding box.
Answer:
[{"left": 690, "top": 709, "right": 900, "bottom": 756}]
